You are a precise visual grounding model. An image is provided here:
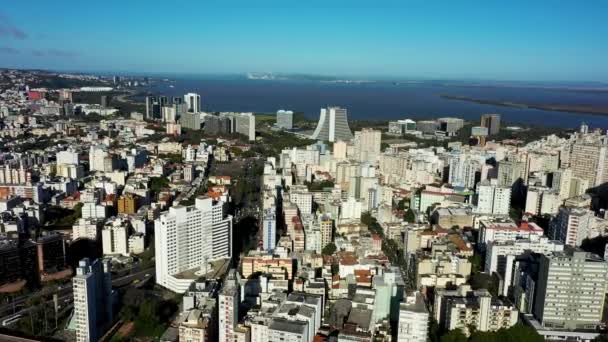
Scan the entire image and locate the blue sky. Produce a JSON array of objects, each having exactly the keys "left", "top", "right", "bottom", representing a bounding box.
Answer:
[{"left": 0, "top": 1, "right": 607, "bottom": 81}]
